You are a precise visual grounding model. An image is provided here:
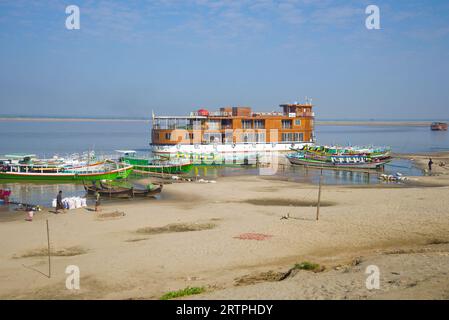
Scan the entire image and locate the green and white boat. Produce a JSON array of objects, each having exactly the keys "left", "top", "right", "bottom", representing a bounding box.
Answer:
[
  {"left": 117, "top": 150, "right": 194, "bottom": 174},
  {"left": 0, "top": 156, "right": 133, "bottom": 181}
]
